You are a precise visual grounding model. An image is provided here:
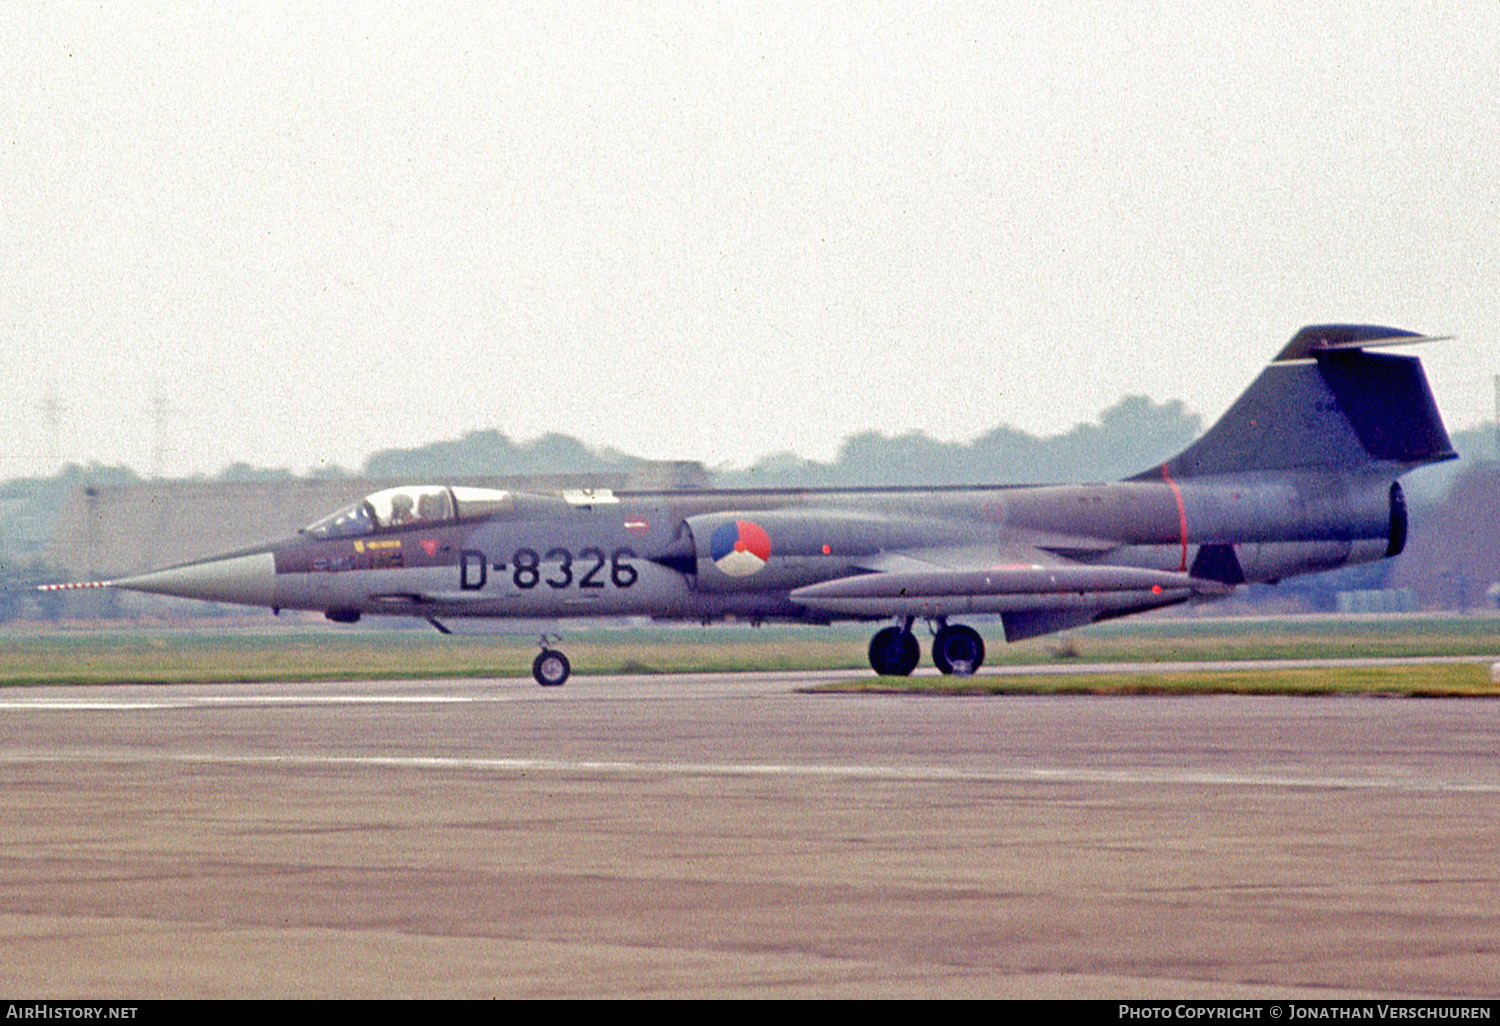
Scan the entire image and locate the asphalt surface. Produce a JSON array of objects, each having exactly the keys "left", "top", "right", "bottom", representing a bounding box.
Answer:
[{"left": 1, "top": 669, "right": 1498, "bottom": 998}]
